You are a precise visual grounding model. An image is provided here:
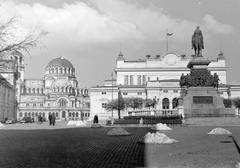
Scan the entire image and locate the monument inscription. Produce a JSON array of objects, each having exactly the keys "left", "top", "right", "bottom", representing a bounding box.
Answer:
[{"left": 193, "top": 96, "right": 213, "bottom": 104}]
